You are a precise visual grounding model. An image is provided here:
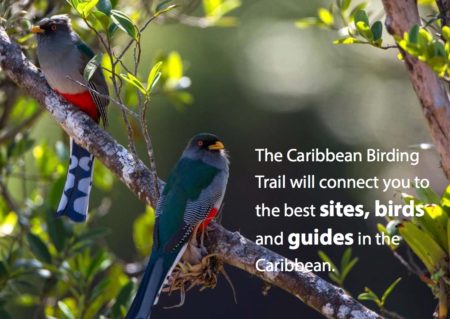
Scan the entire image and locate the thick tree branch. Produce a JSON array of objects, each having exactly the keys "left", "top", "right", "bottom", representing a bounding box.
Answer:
[
  {"left": 381, "top": 0, "right": 450, "bottom": 179},
  {"left": 206, "top": 223, "right": 382, "bottom": 319},
  {"left": 0, "top": 27, "right": 382, "bottom": 319}
]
